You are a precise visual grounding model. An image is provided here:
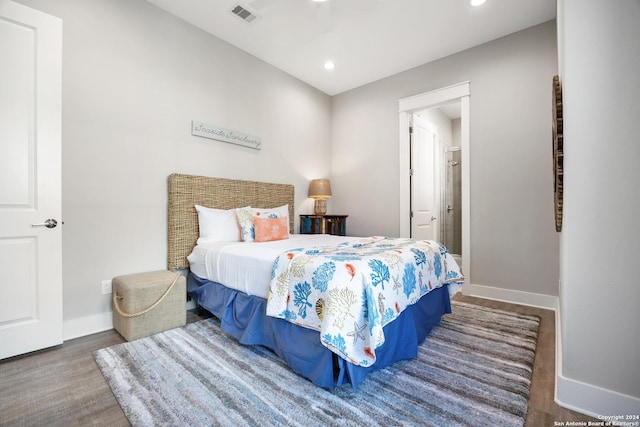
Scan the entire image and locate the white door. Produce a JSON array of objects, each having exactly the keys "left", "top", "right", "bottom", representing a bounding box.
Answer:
[
  {"left": 0, "top": 1, "right": 62, "bottom": 359},
  {"left": 410, "top": 115, "right": 440, "bottom": 241}
]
